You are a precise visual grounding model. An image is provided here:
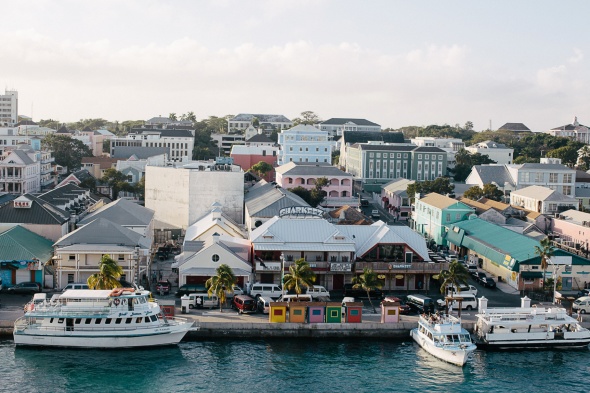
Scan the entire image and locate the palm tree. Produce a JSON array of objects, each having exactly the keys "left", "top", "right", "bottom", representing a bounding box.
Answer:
[
  {"left": 534, "top": 237, "right": 555, "bottom": 291},
  {"left": 352, "top": 268, "right": 382, "bottom": 313},
  {"left": 283, "top": 259, "right": 316, "bottom": 299},
  {"left": 87, "top": 255, "right": 124, "bottom": 289},
  {"left": 438, "top": 261, "right": 470, "bottom": 294},
  {"left": 205, "top": 264, "right": 236, "bottom": 312}
]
